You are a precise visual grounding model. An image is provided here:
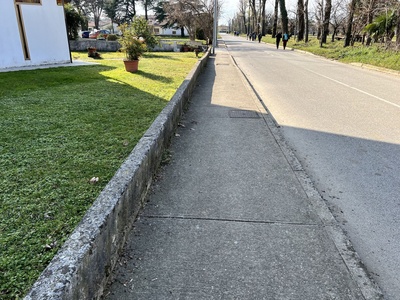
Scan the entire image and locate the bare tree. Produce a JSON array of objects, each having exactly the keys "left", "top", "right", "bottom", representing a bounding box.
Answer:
[
  {"left": 195, "top": 0, "right": 216, "bottom": 42},
  {"left": 260, "top": 0, "right": 268, "bottom": 35},
  {"left": 142, "top": 0, "right": 154, "bottom": 20},
  {"left": 70, "top": 0, "right": 90, "bottom": 28},
  {"left": 304, "top": 0, "right": 309, "bottom": 41},
  {"left": 297, "top": 0, "right": 305, "bottom": 40},
  {"left": 397, "top": 4, "right": 400, "bottom": 49},
  {"left": 249, "top": 0, "right": 258, "bottom": 33},
  {"left": 344, "top": 0, "right": 359, "bottom": 46},
  {"left": 238, "top": 0, "right": 248, "bottom": 34},
  {"left": 279, "top": 0, "right": 289, "bottom": 34},
  {"left": 272, "top": 0, "right": 279, "bottom": 37},
  {"left": 320, "top": 0, "right": 332, "bottom": 44},
  {"left": 164, "top": 0, "right": 196, "bottom": 40},
  {"left": 164, "top": 0, "right": 217, "bottom": 42},
  {"left": 329, "top": 0, "right": 347, "bottom": 42},
  {"left": 104, "top": 0, "right": 121, "bottom": 30},
  {"left": 120, "top": 0, "right": 137, "bottom": 23}
]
